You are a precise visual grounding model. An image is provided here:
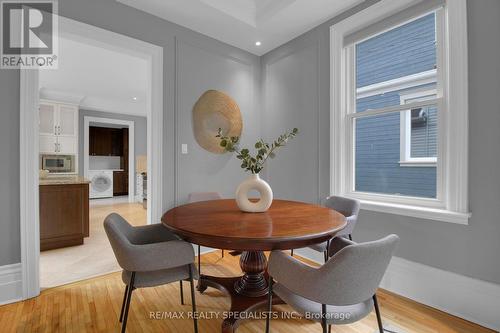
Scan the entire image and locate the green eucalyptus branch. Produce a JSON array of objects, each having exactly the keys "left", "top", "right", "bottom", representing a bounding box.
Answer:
[{"left": 216, "top": 127, "right": 298, "bottom": 174}]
